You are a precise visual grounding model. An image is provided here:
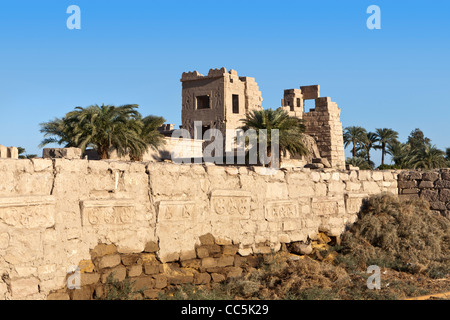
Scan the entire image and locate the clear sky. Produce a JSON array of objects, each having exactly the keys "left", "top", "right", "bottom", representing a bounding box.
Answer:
[{"left": 0, "top": 0, "right": 449, "bottom": 165}]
